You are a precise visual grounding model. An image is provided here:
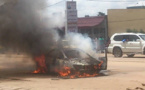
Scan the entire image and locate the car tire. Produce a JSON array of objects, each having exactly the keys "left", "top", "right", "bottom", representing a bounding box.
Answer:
[
  {"left": 113, "top": 47, "right": 123, "bottom": 57},
  {"left": 143, "top": 48, "right": 145, "bottom": 55},
  {"left": 127, "top": 54, "right": 135, "bottom": 57}
]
